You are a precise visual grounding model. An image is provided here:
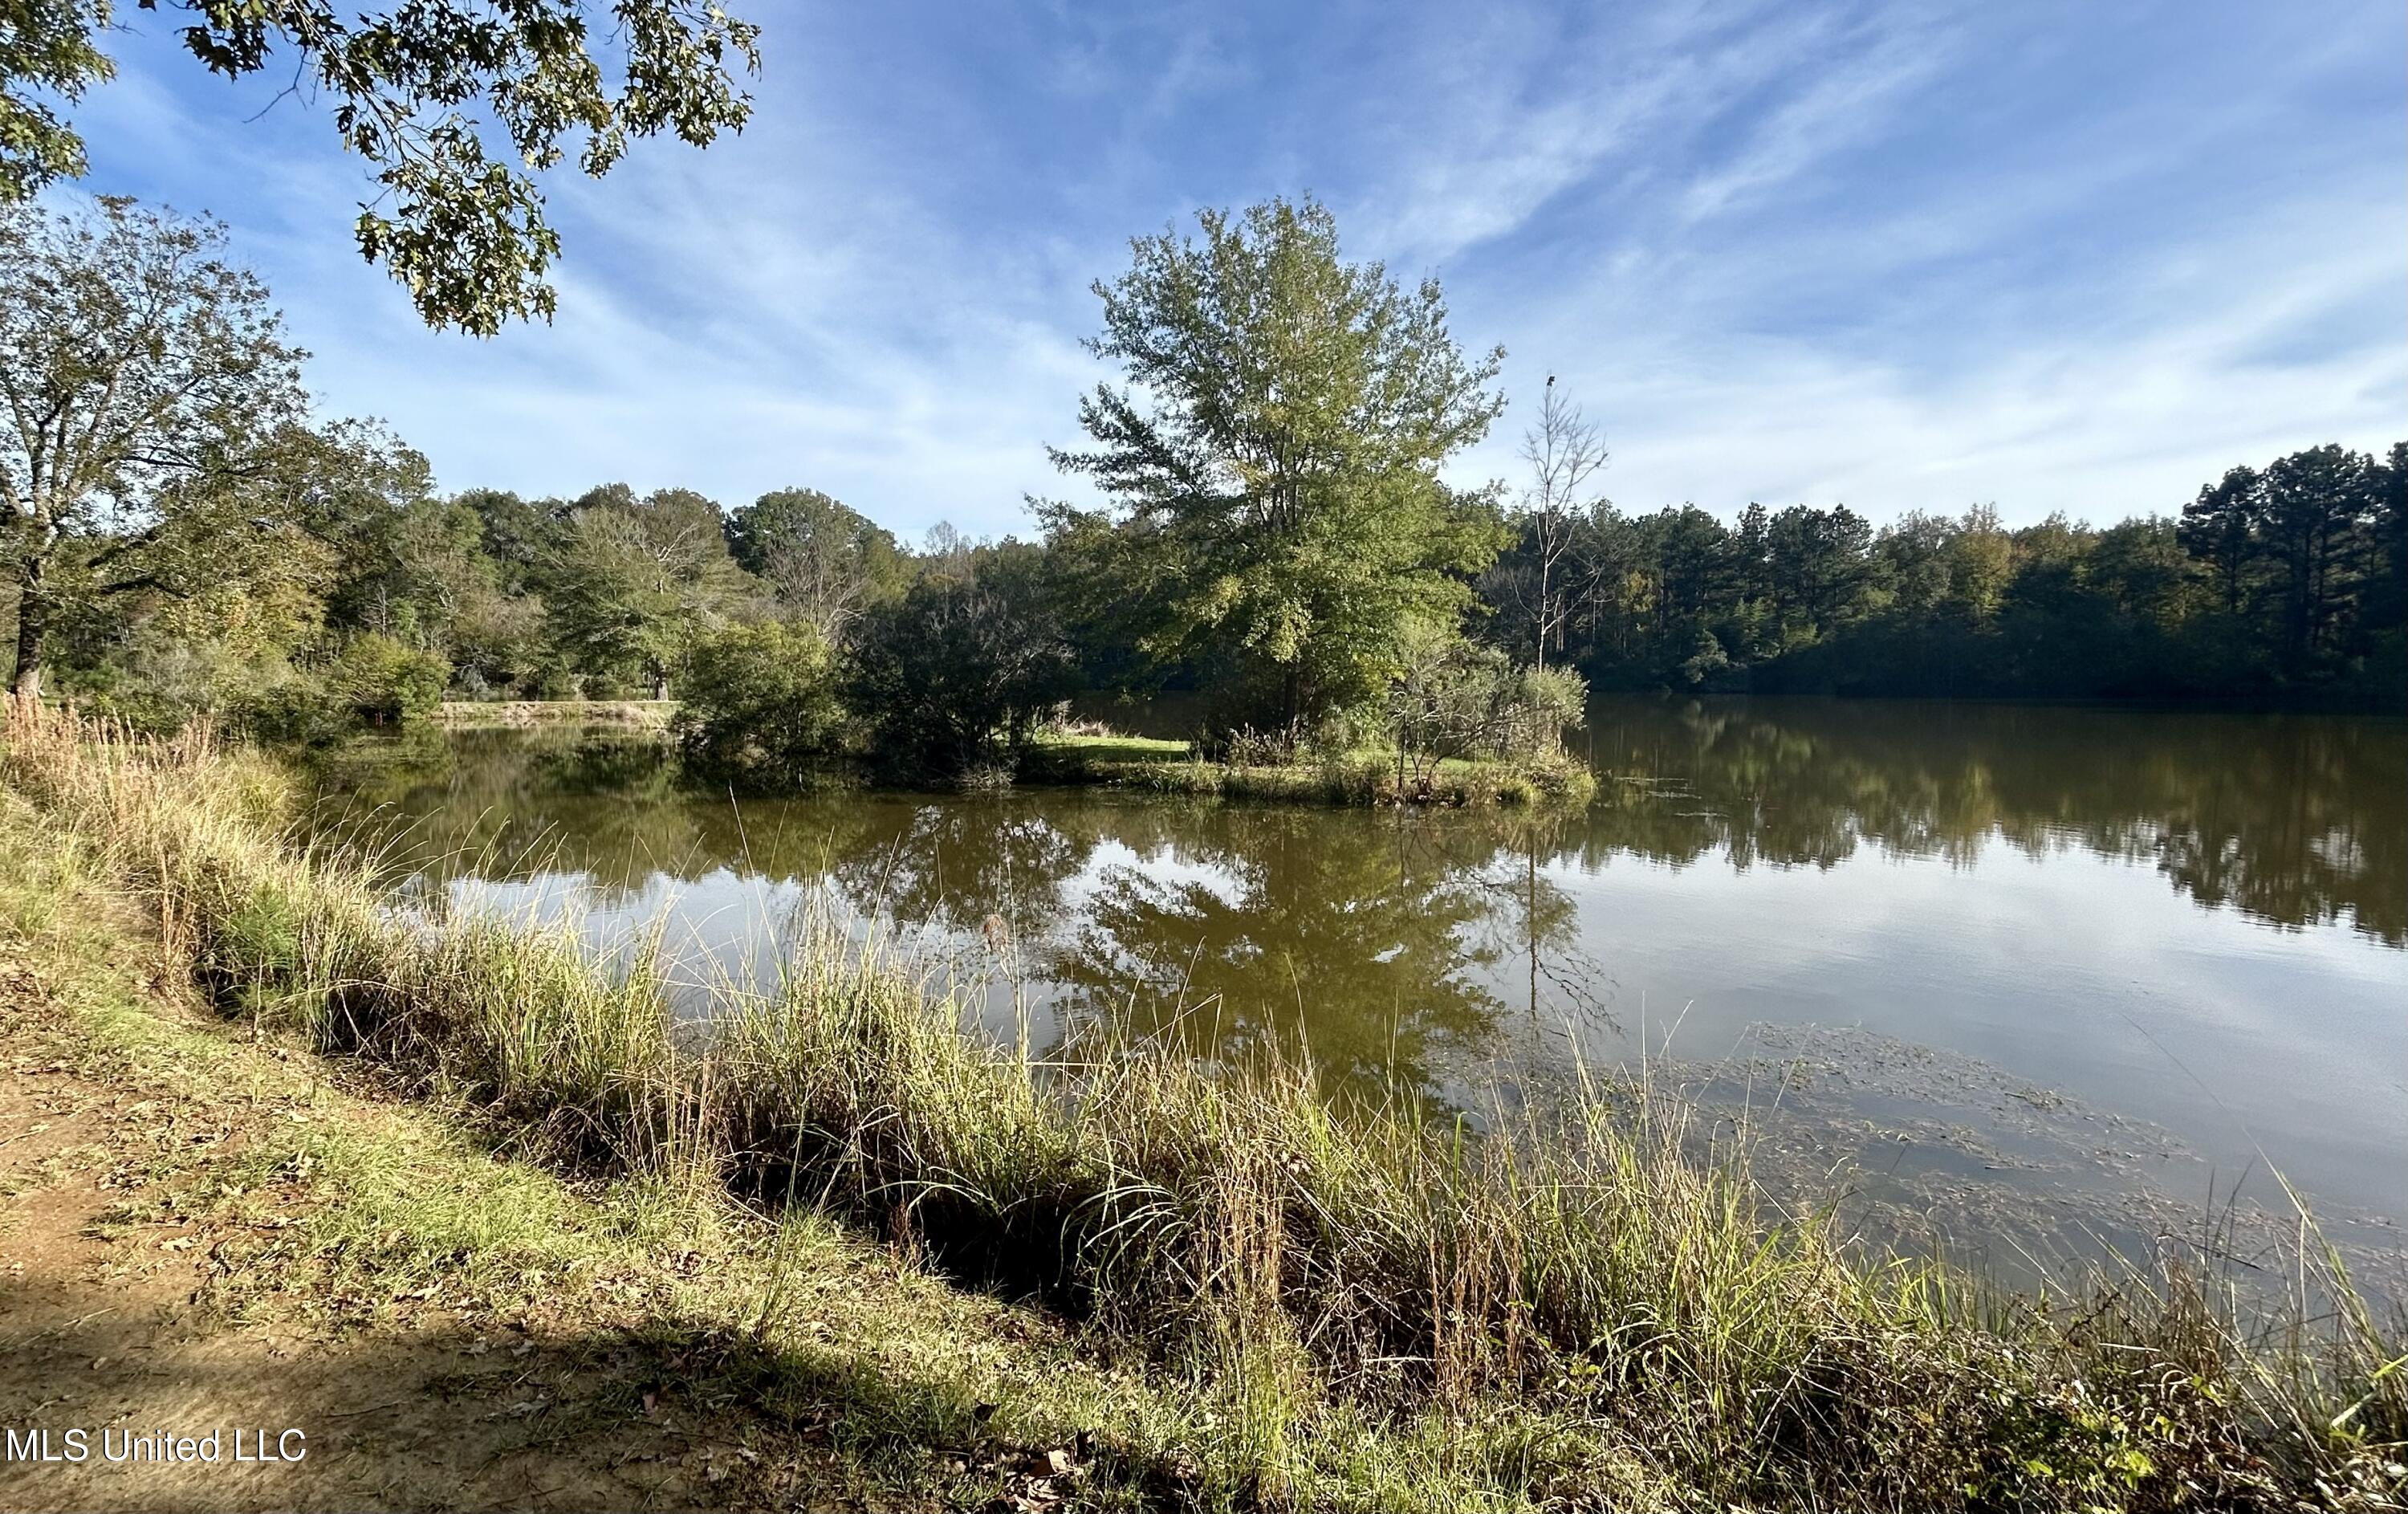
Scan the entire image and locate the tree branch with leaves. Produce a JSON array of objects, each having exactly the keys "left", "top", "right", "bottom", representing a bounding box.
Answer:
[{"left": 3, "top": 0, "right": 760, "bottom": 334}]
